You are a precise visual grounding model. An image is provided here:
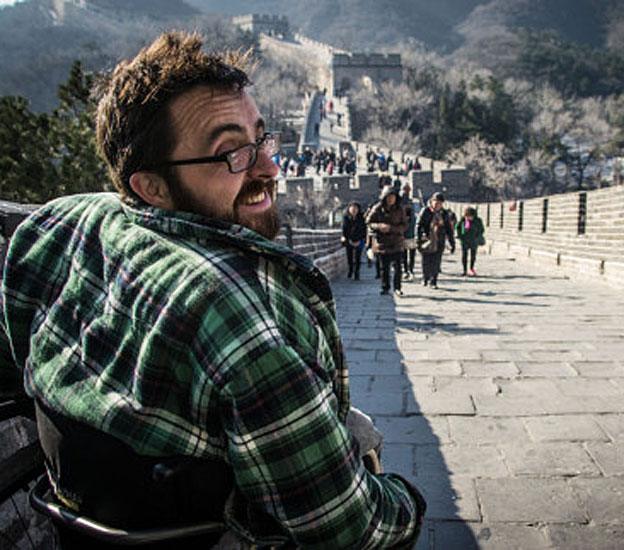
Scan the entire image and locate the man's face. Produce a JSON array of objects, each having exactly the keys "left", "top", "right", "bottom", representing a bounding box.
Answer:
[
  {"left": 164, "top": 86, "right": 280, "bottom": 239},
  {"left": 386, "top": 193, "right": 397, "bottom": 207},
  {"left": 348, "top": 204, "right": 359, "bottom": 217},
  {"left": 432, "top": 200, "right": 443, "bottom": 211}
]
